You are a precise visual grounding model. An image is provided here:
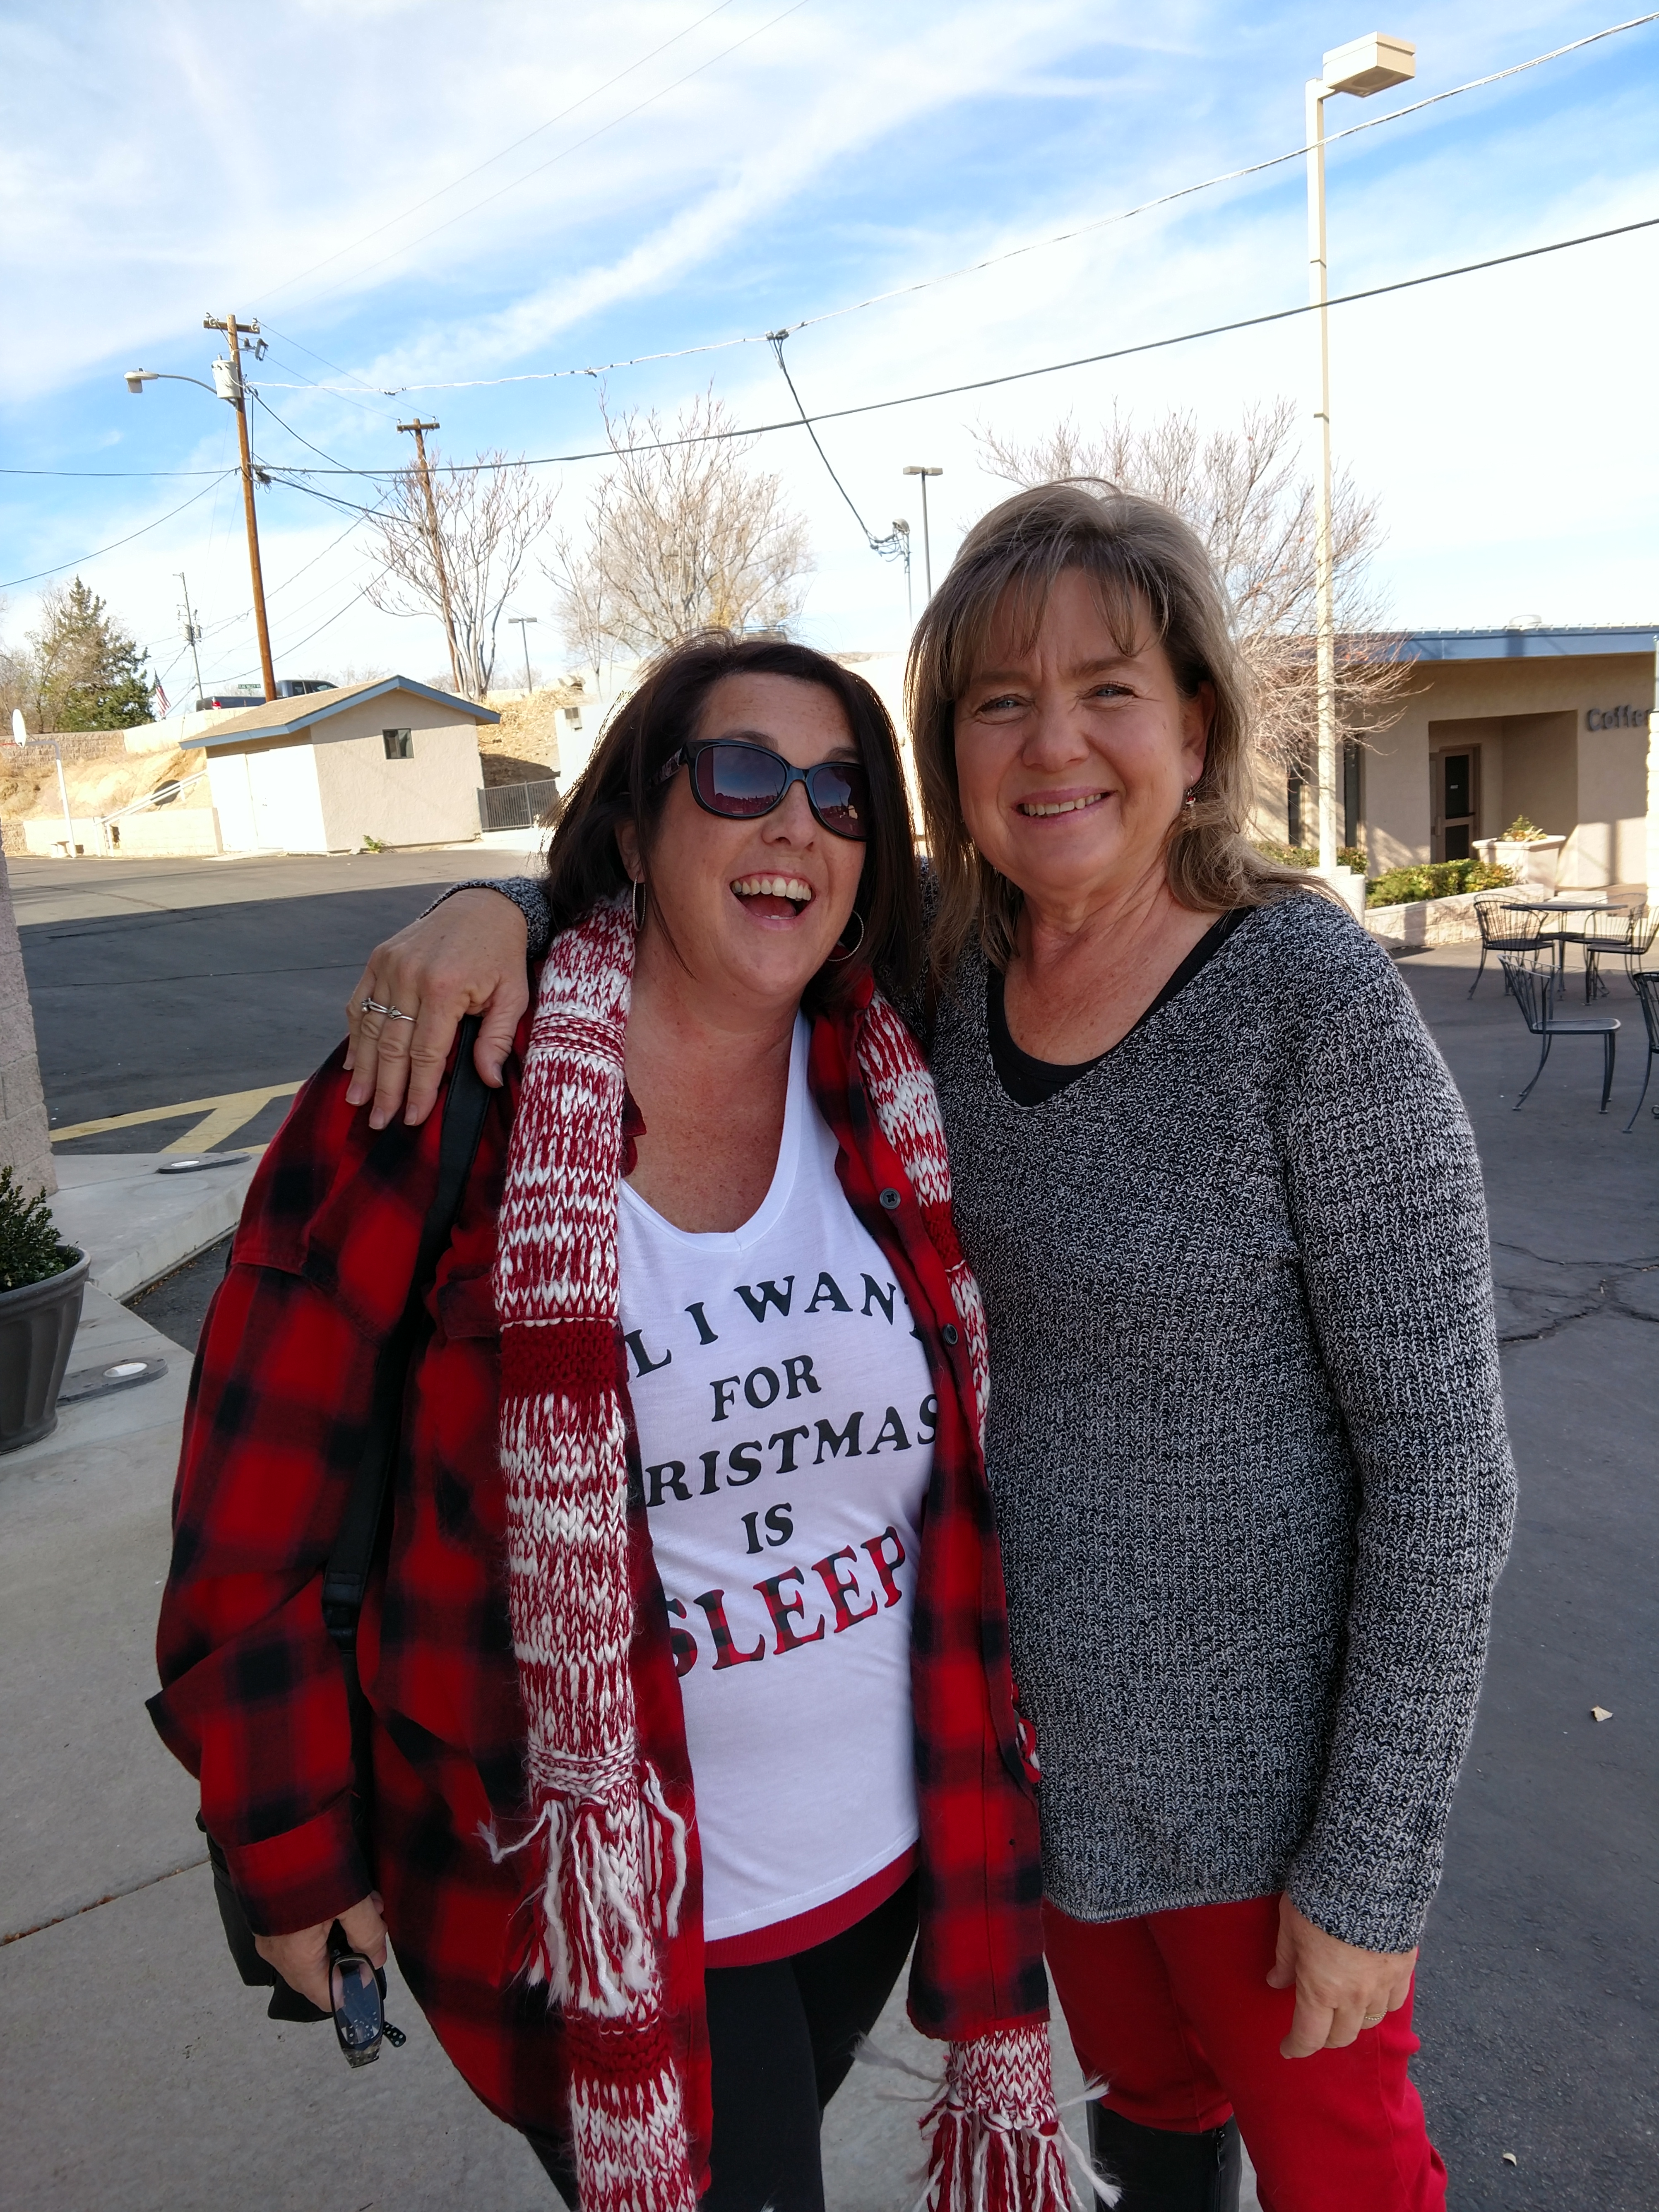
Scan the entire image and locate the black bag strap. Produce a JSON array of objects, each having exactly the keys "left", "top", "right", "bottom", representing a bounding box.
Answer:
[{"left": 321, "top": 1016, "right": 495, "bottom": 1649}]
